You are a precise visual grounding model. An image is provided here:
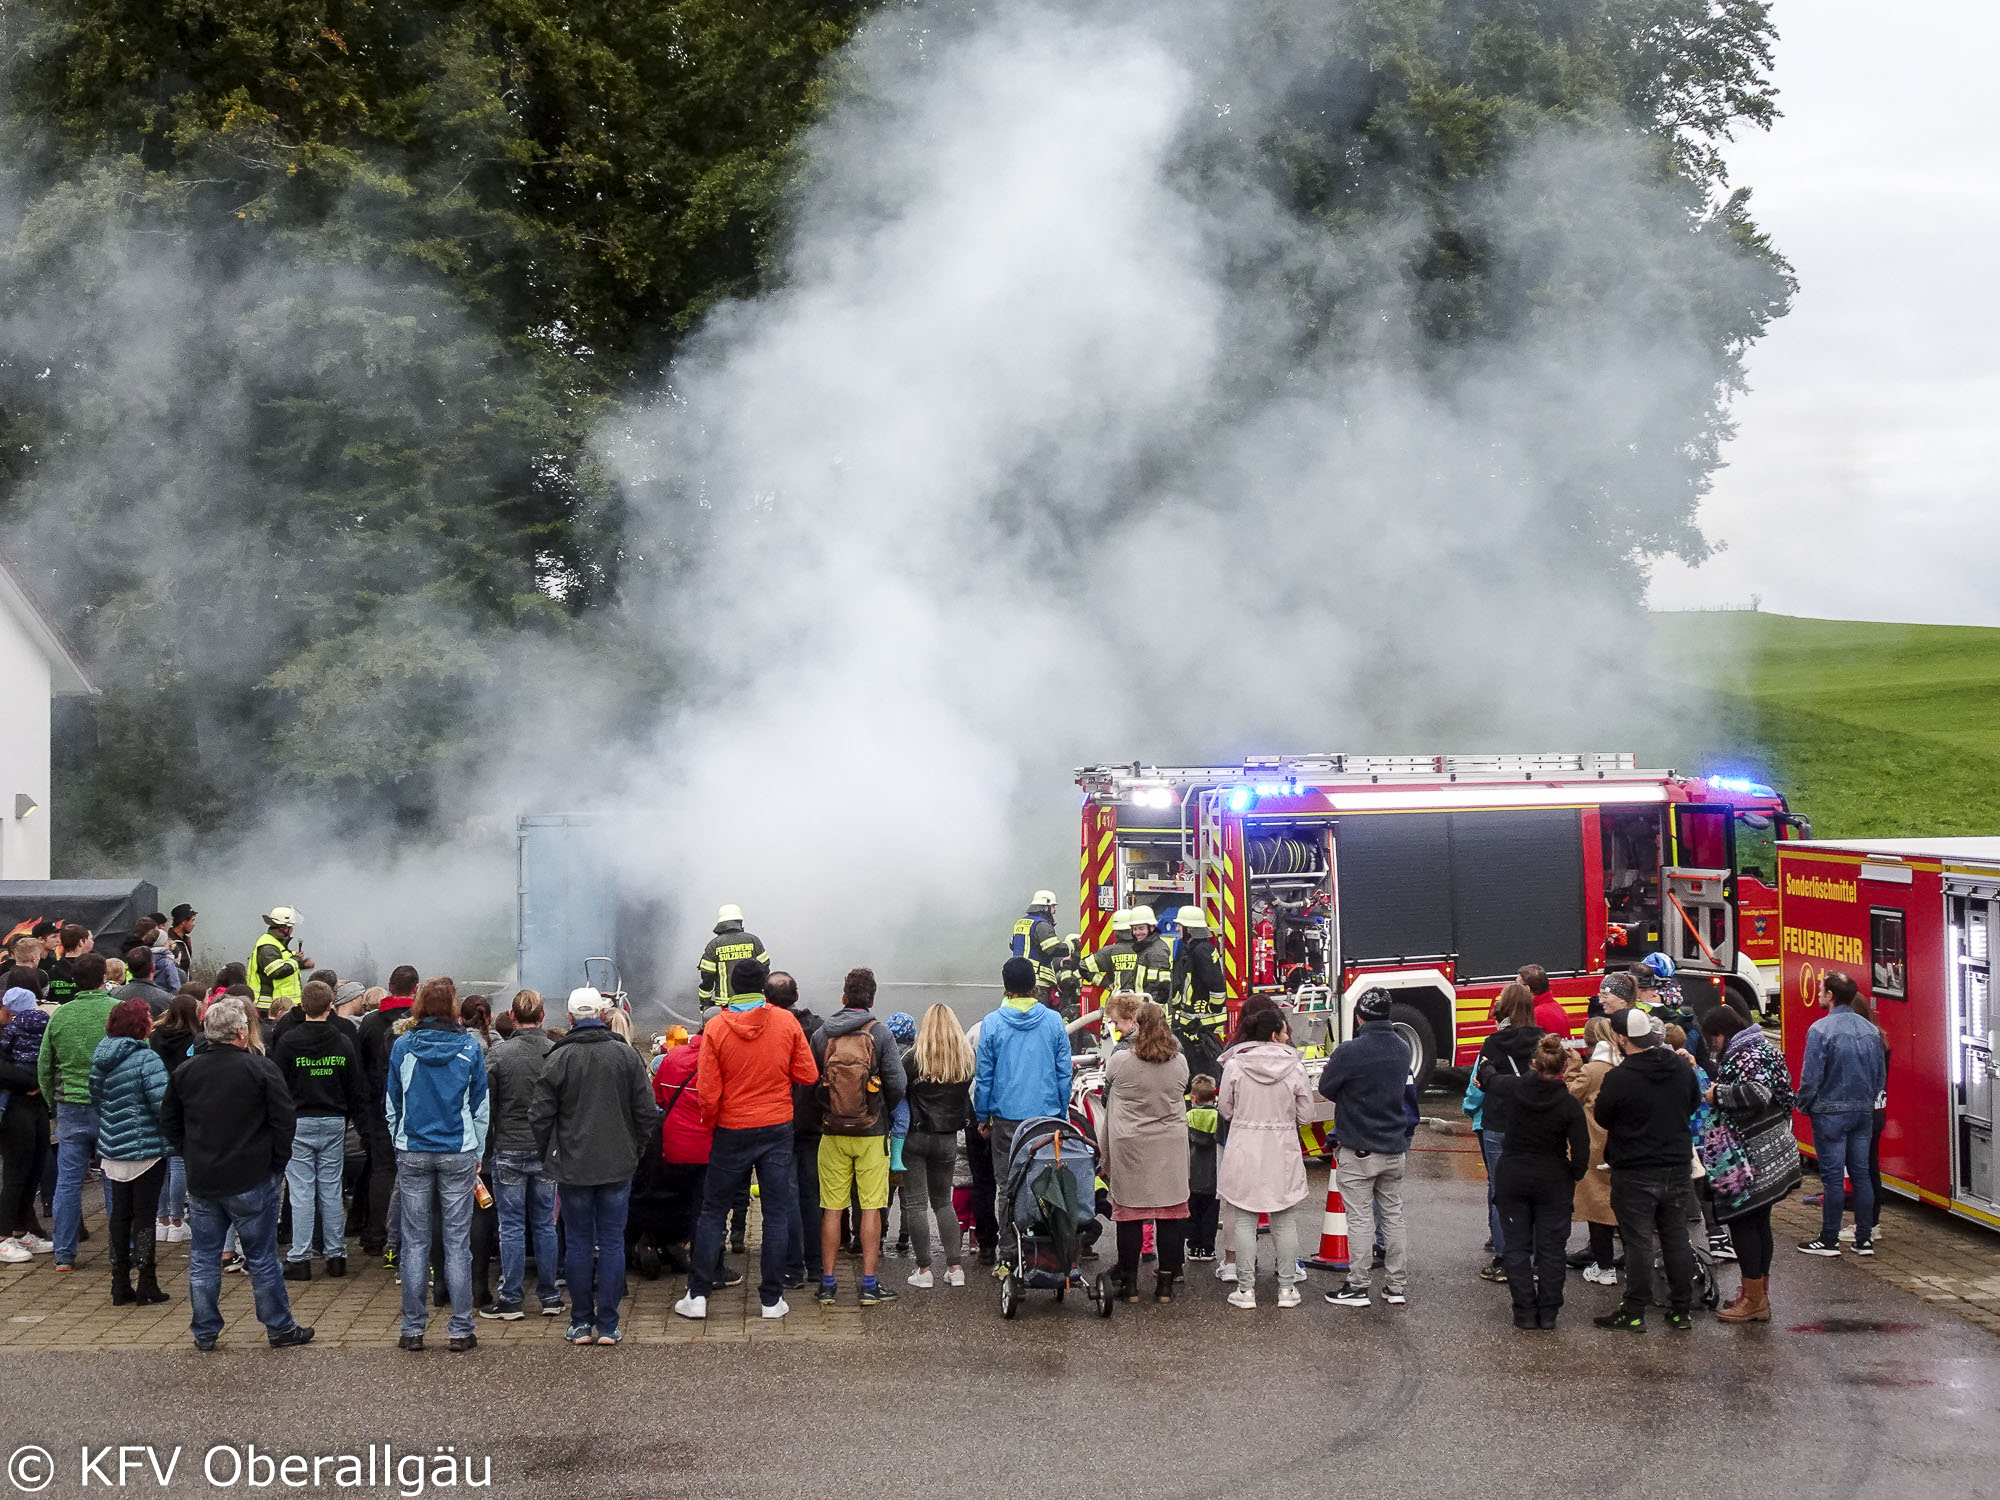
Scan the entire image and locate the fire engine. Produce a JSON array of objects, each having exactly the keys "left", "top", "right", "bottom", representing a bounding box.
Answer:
[
  {"left": 1076, "top": 753, "right": 1802, "bottom": 1085},
  {"left": 1777, "top": 838, "right": 2000, "bottom": 1232}
]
